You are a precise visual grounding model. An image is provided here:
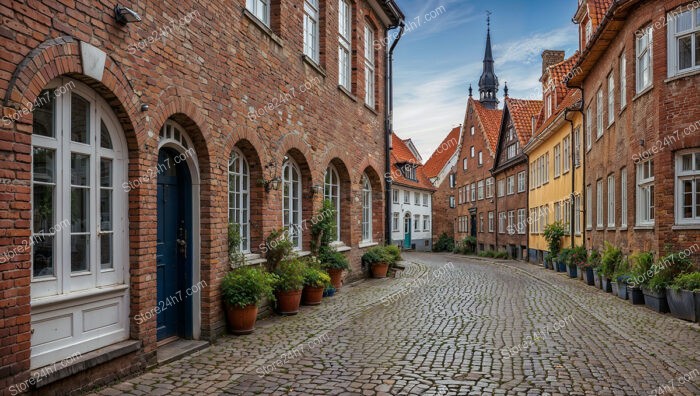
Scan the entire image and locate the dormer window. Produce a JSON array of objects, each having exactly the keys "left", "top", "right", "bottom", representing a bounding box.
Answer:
[
  {"left": 401, "top": 163, "right": 417, "bottom": 181},
  {"left": 585, "top": 20, "right": 592, "bottom": 44},
  {"left": 545, "top": 94, "right": 552, "bottom": 118}
]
